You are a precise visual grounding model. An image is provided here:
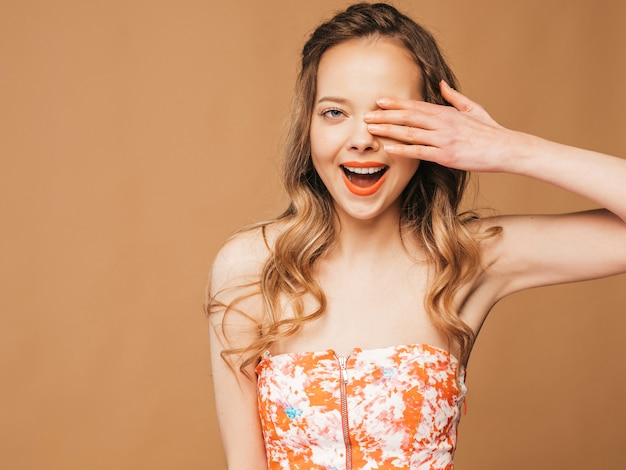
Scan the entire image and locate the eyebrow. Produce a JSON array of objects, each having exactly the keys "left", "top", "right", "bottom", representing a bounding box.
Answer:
[{"left": 316, "top": 96, "right": 349, "bottom": 105}]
